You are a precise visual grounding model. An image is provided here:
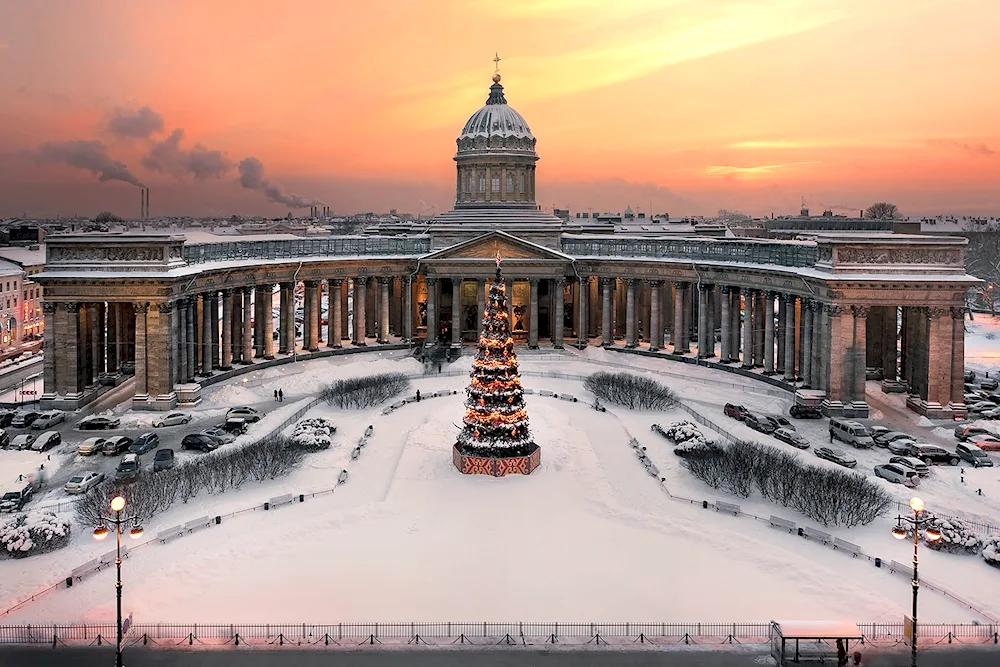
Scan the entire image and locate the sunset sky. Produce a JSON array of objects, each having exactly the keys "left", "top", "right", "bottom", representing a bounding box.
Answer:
[{"left": 1, "top": 0, "right": 998, "bottom": 219}]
